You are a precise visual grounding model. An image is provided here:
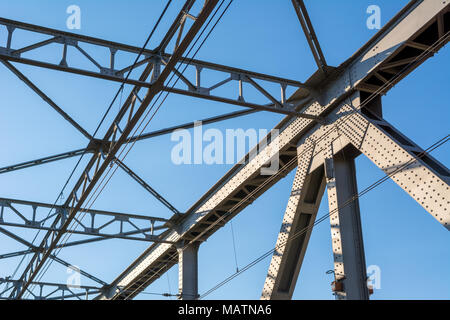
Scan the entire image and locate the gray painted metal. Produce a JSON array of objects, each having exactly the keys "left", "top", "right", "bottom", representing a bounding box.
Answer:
[
  {"left": 177, "top": 242, "right": 199, "bottom": 300},
  {"left": 291, "top": 0, "right": 327, "bottom": 71},
  {"left": 0, "top": 0, "right": 448, "bottom": 300},
  {"left": 325, "top": 148, "right": 369, "bottom": 300},
  {"left": 97, "top": 0, "right": 449, "bottom": 300},
  {"left": 0, "top": 17, "right": 320, "bottom": 119},
  {"left": 0, "top": 197, "right": 172, "bottom": 243},
  {"left": 261, "top": 141, "right": 326, "bottom": 300}
]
